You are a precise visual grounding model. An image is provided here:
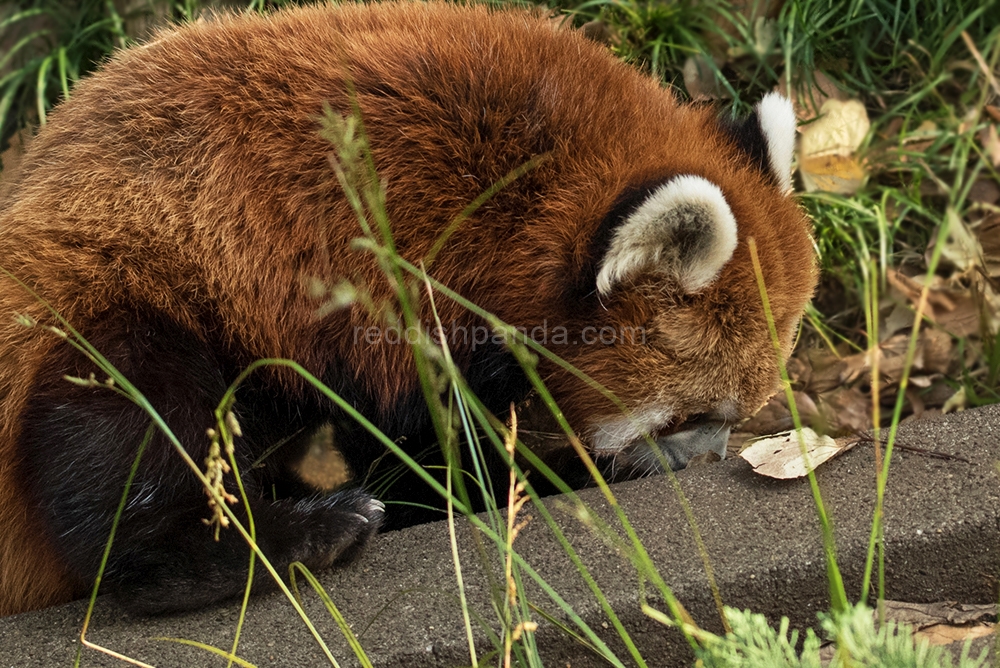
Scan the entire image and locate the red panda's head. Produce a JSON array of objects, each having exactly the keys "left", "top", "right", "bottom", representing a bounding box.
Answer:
[{"left": 538, "top": 93, "right": 815, "bottom": 472}]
